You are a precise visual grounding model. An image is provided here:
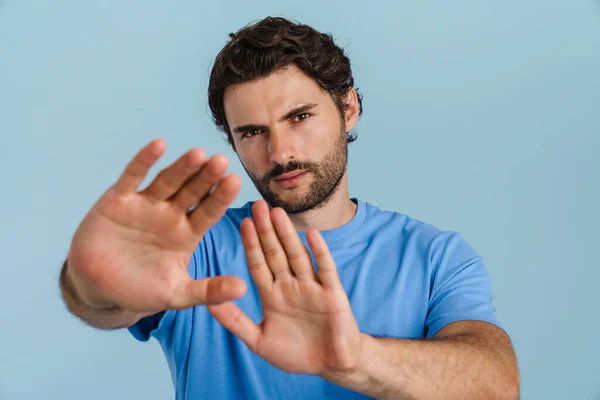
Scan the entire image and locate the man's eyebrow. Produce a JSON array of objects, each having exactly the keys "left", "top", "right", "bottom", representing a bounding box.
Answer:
[
  {"left": 231, "top": 103, "right": 318, "bottom": 135},
  {"left": 231, "top": 123, "right": 267, "bottom": 135},
  {"left": 279, "top": 103, "right": 318, "bottom": 122}
]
